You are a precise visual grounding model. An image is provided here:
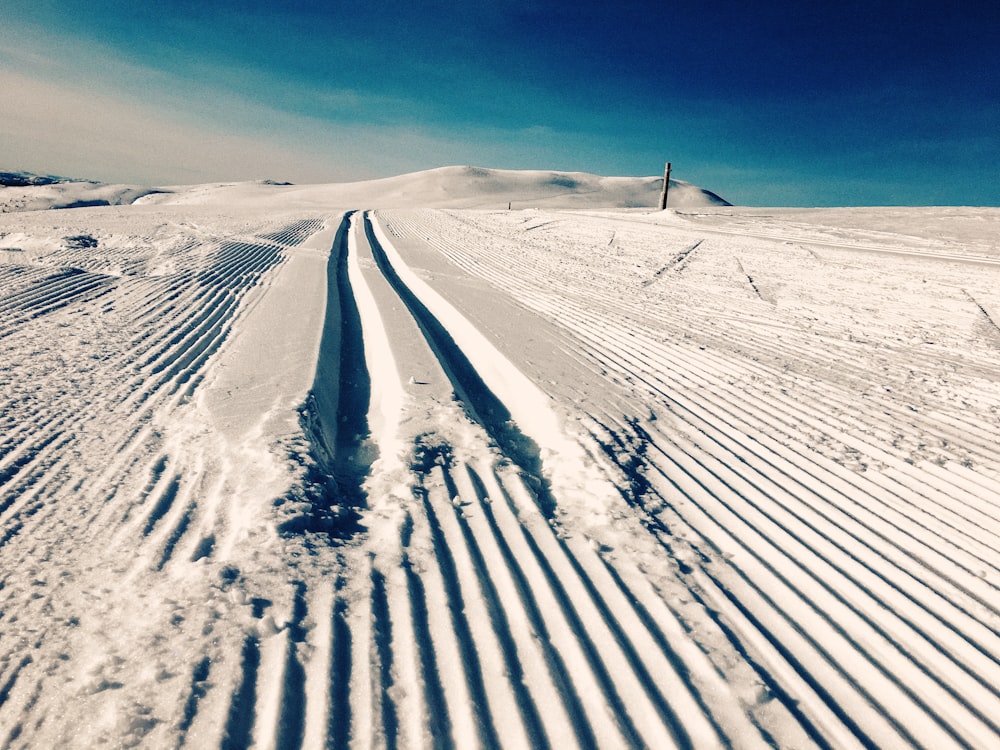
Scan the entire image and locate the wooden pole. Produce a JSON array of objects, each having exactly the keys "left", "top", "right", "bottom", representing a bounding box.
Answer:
[{"left": 658, "top": 162, "right": 672, "bottom": 210}]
